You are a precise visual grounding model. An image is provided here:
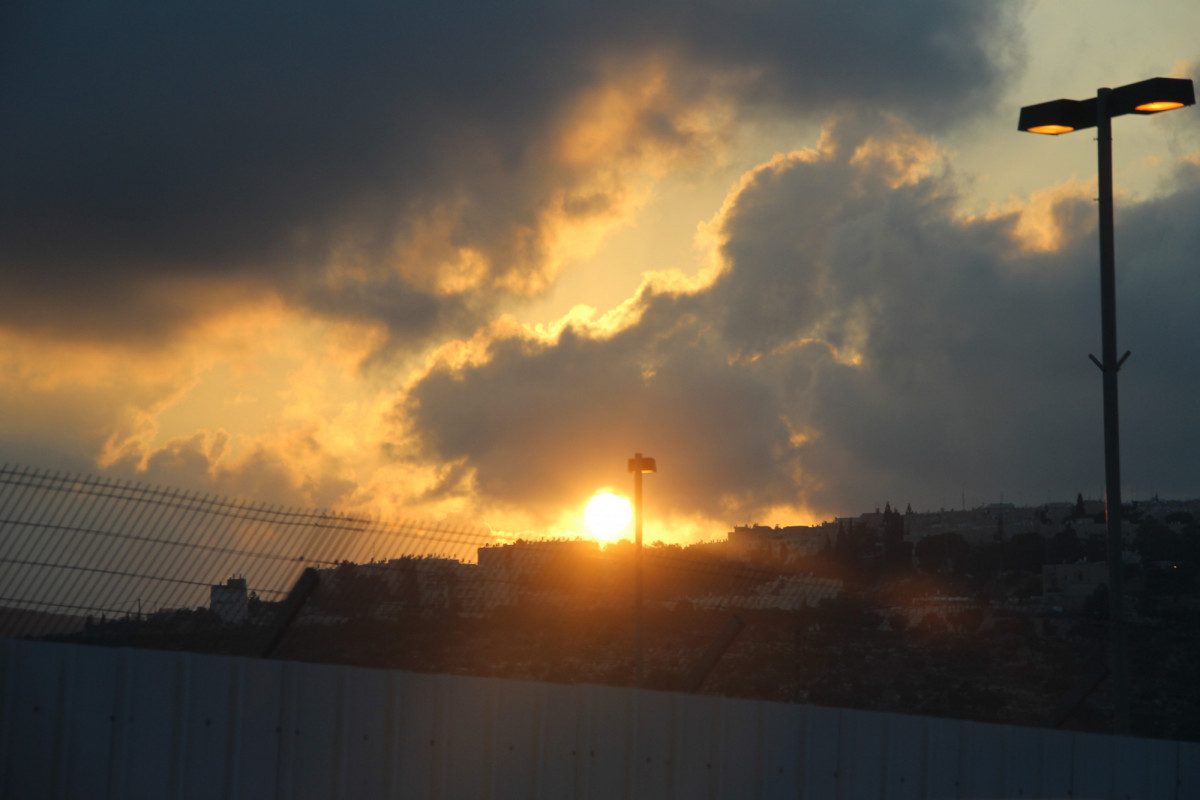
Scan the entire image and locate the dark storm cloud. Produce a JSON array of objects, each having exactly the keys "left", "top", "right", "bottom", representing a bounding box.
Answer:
[
  {"left": 402, "top": 115, "right": 1200, "bottom": 521},
  {"left": 1, "top": 0, "right": 1021, "bottom": 343},
  {"left": 1102, "top": 168, "right": 1200, "bottom": 499},
  {"left": 404, "top": 318, "right": 800, "bottom": 520}
]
